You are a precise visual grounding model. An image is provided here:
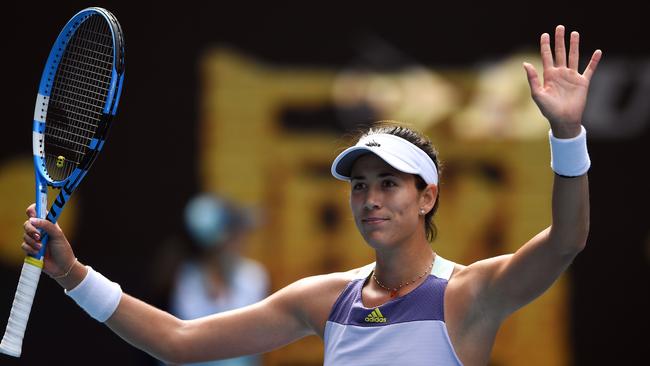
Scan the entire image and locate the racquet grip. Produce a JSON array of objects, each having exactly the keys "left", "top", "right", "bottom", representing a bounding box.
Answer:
[{"left": 0, "top": 260, "right": 42, "bottom": 357}]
